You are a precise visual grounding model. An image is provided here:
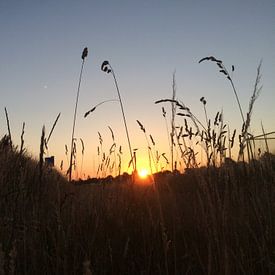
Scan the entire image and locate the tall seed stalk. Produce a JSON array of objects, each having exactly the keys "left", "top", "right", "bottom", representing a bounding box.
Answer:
[
  {"left": 170, "top": 72, "right": 176, "bottom": 171},
  {"left": 4, "top": 107, "right": 12, "bottom": 150},
  {"left": 45, "top": 112, "right": 61, "bottom": 148},
  {"left": 69, "top": 47, "right": 88, "bottom": 181},
  {"left": 20, "top": 122, "right": 25, "bottom": 155},
  {"left": 136, "top": 120, "right": 157, "bottom": 174},
  {"left": 39, "top": 125, "right": 45, "bottom": 182},
  {"left": 199, "top": 56, "right": 245, "bottom": 123},
  {"left": 80, "top": 138, "right": 85, "bottom": 179},
  {"left": 198, "top": 56, "right": 259, "bottom": 162},
  {"left": 101, "top": 61, "right": 135, "bottom": 171}
]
